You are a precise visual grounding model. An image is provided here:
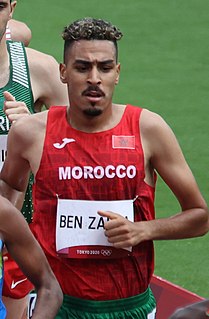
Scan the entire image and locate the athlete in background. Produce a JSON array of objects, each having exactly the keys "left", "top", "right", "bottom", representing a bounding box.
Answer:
[
  {"left": 1, "top": 17, "right": 209, "bottom": 318},
  {"left": 0, "top": 195, "right": 62, "bottom": 319},
  {"left": 0, "top": 0, "right": 68, "bottom": 318}
]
